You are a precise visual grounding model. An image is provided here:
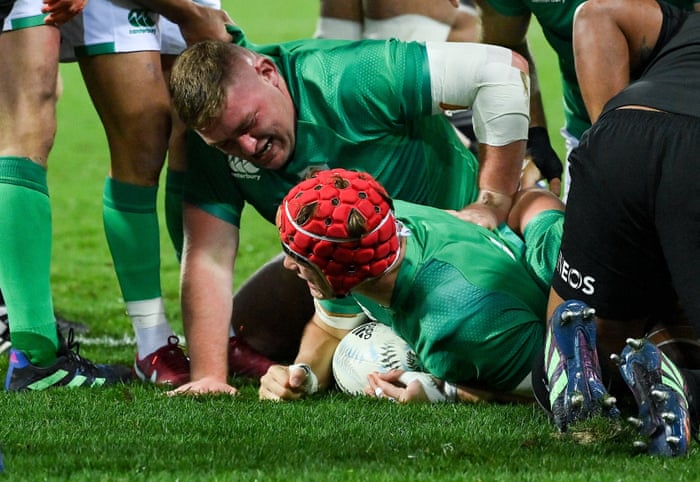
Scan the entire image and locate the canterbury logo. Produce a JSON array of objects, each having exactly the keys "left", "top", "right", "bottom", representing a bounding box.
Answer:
[
  {"left": 228, "top": 156, "right": 262, "bottom": 180},
  {"left": 128, "top": 9, "right": 156, "bottom": 28}
]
